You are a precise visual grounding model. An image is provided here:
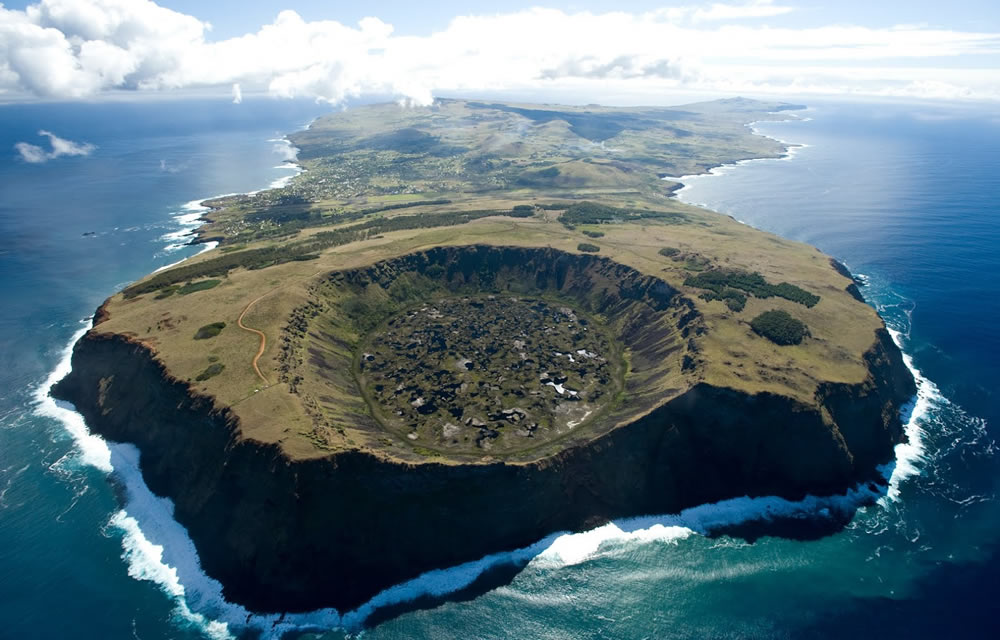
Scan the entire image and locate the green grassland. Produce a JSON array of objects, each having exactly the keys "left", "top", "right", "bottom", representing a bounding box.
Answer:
[
  {"left": 88, "top": 97, "right": 885, "bottom": 463},
  {"left": 194, "top": 97, "right": 788, "bottom": 246}
]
